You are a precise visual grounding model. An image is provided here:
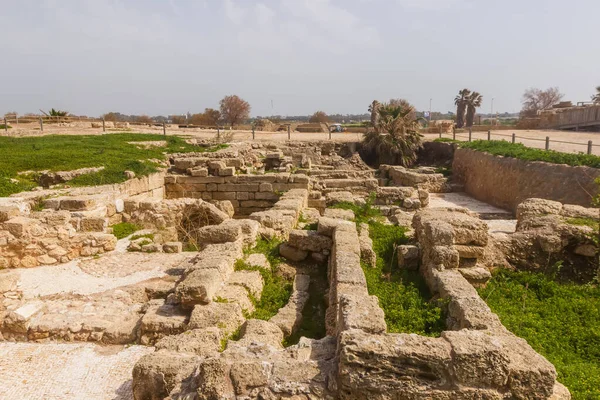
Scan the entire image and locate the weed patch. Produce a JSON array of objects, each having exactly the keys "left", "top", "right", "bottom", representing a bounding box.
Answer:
[
  {"left": 111, "top": 222, "right": 141, "bottom": 239},
  {"left": 566, "top": 217, "right": 598, "bottom": 230},
  {"left": 480, "top": 269, "right": 600, "bottom": 399},
  {"left": 237, "top": 238, "right": 293, "bottom": 321},
  {"left": 366, "top": 222, "right": 445, "bottom": 335}
]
